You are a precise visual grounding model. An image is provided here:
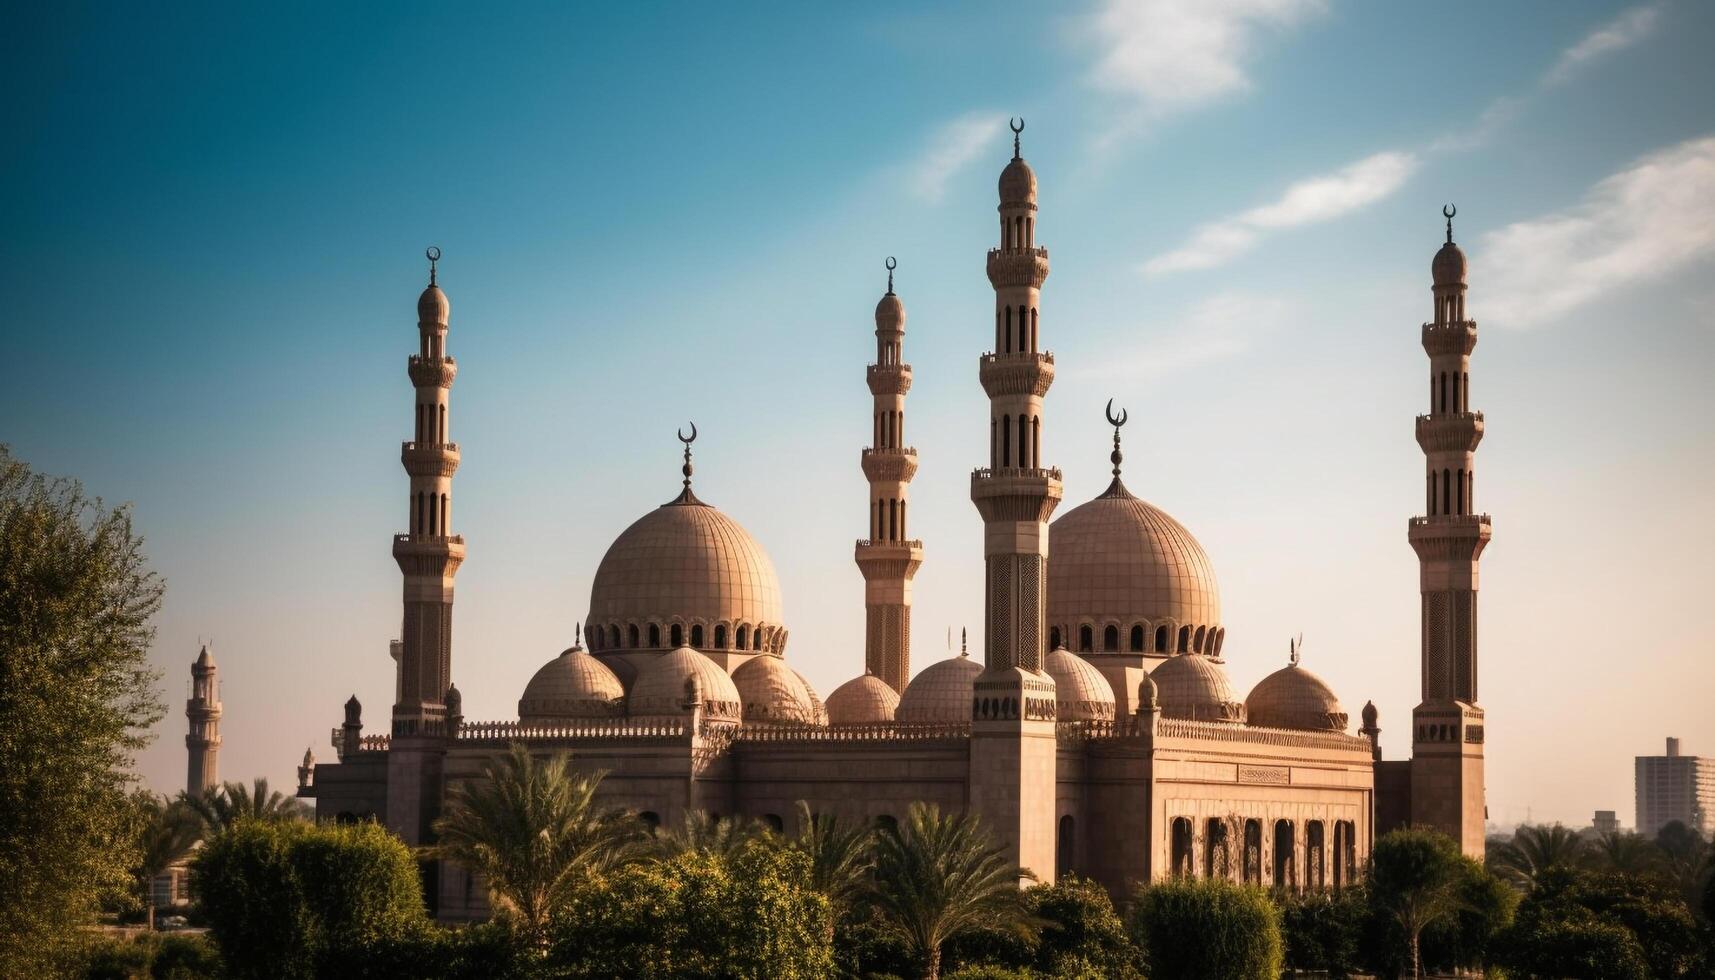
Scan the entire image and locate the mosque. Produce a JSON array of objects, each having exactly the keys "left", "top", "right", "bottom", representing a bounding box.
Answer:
[{"left": 287, "top": 121, "right": 1493, "bottom": 919}]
